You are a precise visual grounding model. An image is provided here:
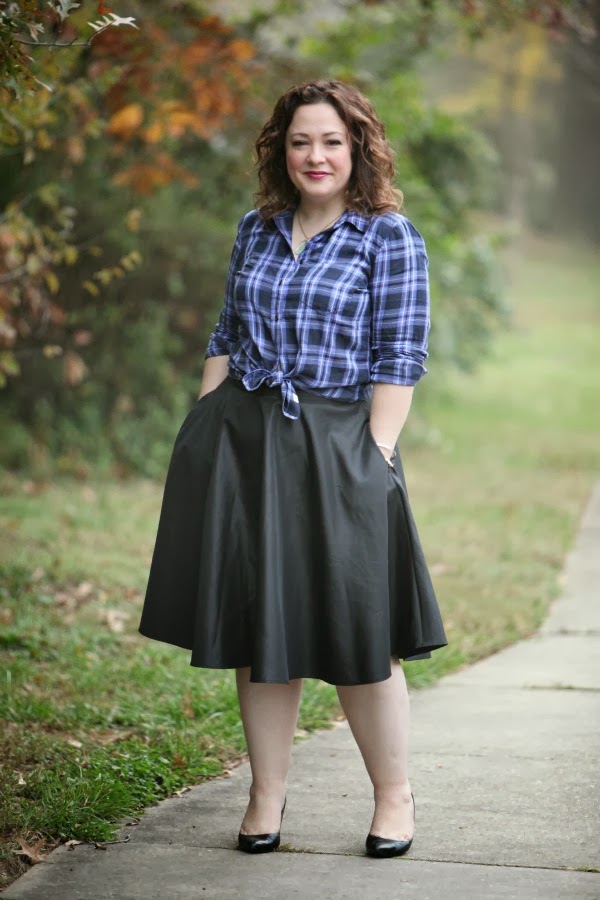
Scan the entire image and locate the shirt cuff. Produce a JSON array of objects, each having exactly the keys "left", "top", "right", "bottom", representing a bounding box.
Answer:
[
  {"left": 205, "top": 332, "right": 235, "bottom": 358},
  {"left": 370, "top": 355, "right": 428, "bottom": 385}
]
